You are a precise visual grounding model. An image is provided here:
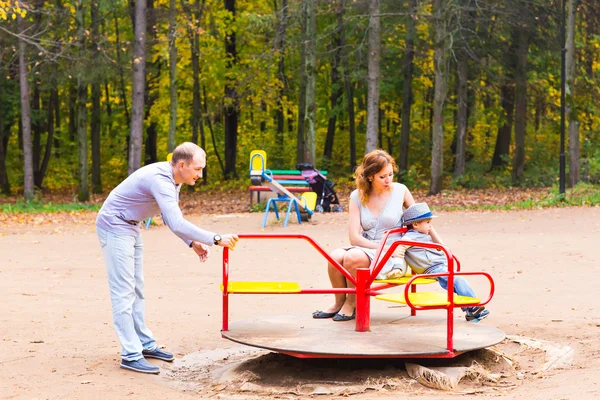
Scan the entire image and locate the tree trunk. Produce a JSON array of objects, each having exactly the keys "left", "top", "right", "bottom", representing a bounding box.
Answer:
[
  {"left": 168, "top": 0, "right": 177, "bottom": 153},
  {"left": 203, "top": 85, "right": 225, "bottom": 174},
  {"left": 32, "top": 86, "right": 41, "bottom": 187},
  {"left": 275, "top": 0, "right": 288, "bottom": 166},
  {"left": 323, "top": 6, "right": 343, "bottom": 164},
  {"left": 303, "top": 0, "right": 317, "bottom": 166},
  {"left": 491, "top": 36, "right": 517, "bottom": 169},
  {"left": 104, "top": 80, "right": 112, "bottom": 117},
  {"left": 224, "top": 0, "right": 238, "bottom": 178},
  {"left": 339, "top": 1, "right": 356, "bottom": 172},
  {"left": 430, "top": 0, "right": 447, "bottom": 195},
  {"left": 512, "top": 28, "right": 529, "bottom": 185},
  {"left": 183, "top": 0, "right": 206, "bottom": 183},
  {"left": 566, "top": 0, "right": 580, "bottom": 187},
  {"left": 90, "top": 84, "right": 102, "bottom": 193},
  {"left": 399, "top": 0, "right": 416, "bottom": 180},
  {"left": 0, "top": 81, "right": 13, "bottom": 194},
  {"left": 91, "top": 0, "right": 102, "bottom": 193},
  {"left": 296, "top": 0, "right": 307, "bottom": 165},
  {"left": 192, "top": 40, "right": 205, "bottom": 185},
  {"left": 18, "top": 16, "right": 35, "bottom": 201},
  {"left": 454, "top": 49, "right": 468, "bottom": 176},
  {"left": 534, "top": 94, "right": 544, "bottom": 132},
  {"left": 144, "top": 0, "right": 160, "bottom": 166},
  {"left": 31, "top": 3, "right": 43, "bottom": 188},
  {"left": 38, "top": 91, "right": 55, "bottom": 189},
  {"left": 77, "top": 0, "right": 89, "bottom": 202},
  {"left": 68, "top": 83, "right": 77, "bottom": 142},
  {"left": 129, "top": 0, "right": 146, "bottom": 175},
  {"left": 491, "top": 84, "right": 515, "bottom": 169},
  {"left": 52, "top": 86, "right": 60, "bottom": 155},
  {"left": 113, "top": 9, "right": 131, "bottom": 129},
  {"left": 378, "top": 107, "right": 384, "bottom": 149},
  {"left": 365, "top": 0, "right": 380, "bottom": 153},
  {"left": 260, "top": 100, "right": 267, "bottom": 132},
  {"left": 345, "top": 83, "right": 357, "bottom": 172}
]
